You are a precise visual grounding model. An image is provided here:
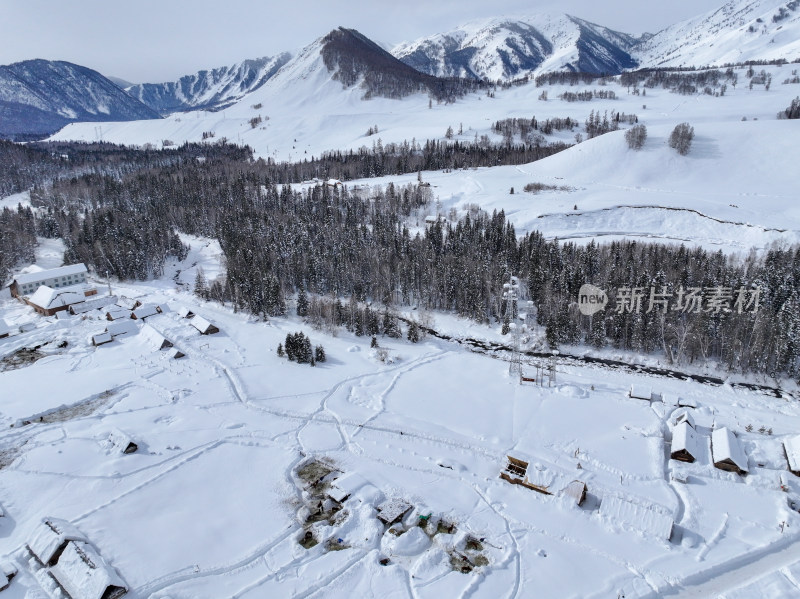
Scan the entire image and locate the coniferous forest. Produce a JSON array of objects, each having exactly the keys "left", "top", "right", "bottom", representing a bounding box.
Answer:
[{"left": 2, "top": 140, "right": 800, "bottom": 380}]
